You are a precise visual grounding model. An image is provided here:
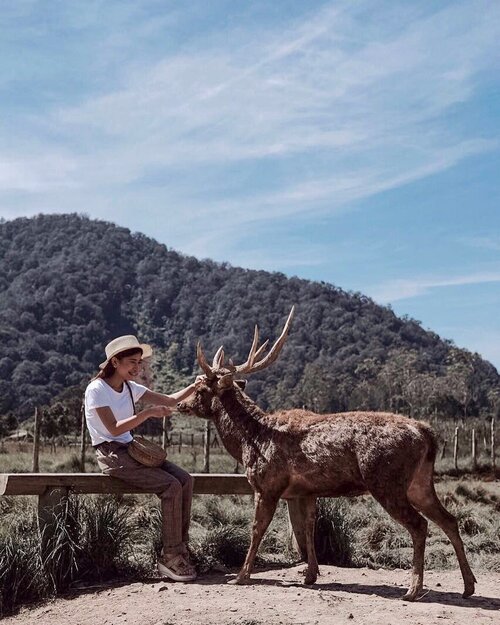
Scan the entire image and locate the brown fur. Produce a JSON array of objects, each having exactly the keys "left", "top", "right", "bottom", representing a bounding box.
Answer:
[{"left": 179, "top": 375, "right": 476, "bottom": 600}]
